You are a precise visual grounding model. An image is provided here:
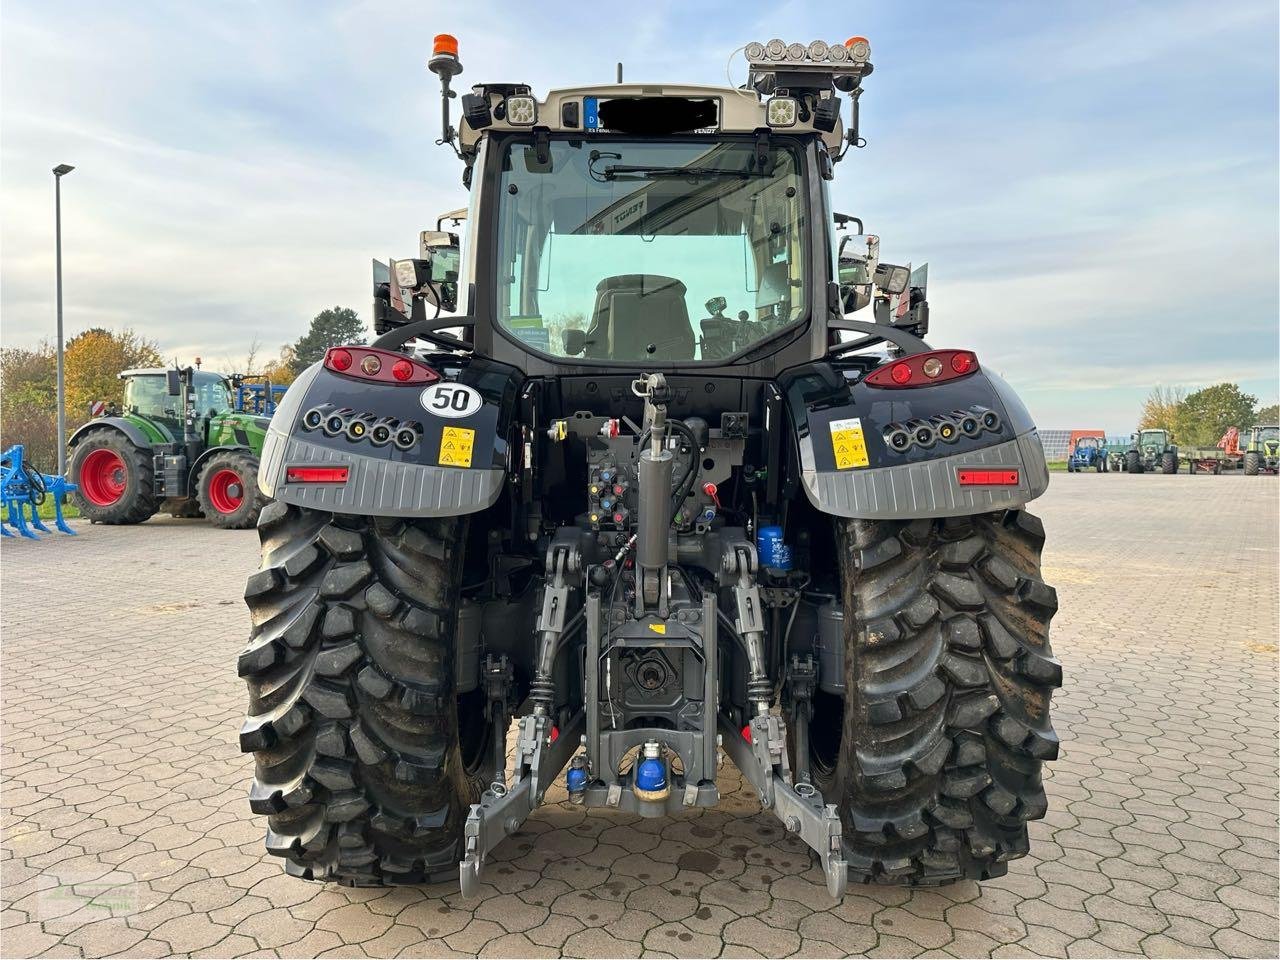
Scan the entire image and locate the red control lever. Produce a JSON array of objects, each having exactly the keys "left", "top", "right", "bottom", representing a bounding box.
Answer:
[{"left": 702, "top": 482, "right": 721, "bottom": 508}]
